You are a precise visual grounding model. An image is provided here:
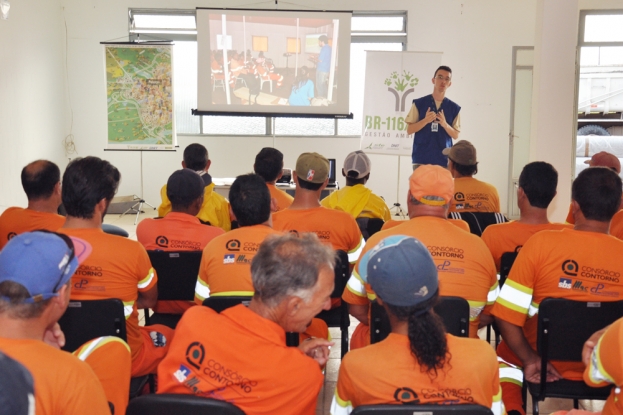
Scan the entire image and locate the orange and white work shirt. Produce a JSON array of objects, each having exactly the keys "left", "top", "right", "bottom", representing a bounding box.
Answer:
[
  {"left": 584, "top": 317, "right": 623, "bottom": 415},
  {"left": 0, "top": 207, "right": 65, "bottom": 250},
  {"left": 491, "top": 228, "right": 623, "bottom": 379},
  {"left": 481, "top": 221, "right": 571, "bottom": 271},
  {"left": 343, "top": 216, "right": 498, "bottom": 339},
  {"left": 158, "top": 305, "right": 324, "bottom": 415},
  {"left": 450, "top": 177, "right": 500, "bottom": 213},
  {"left": 272, "top": 206, "right": 365, "bottom": 264},
  {"left": 266, "top": 183, "right": 293, "bottom": 212},
  {"left": 60, "top": 228, "right": 156, "bottom": 362},
  {"left": 331, "top": 333, "right": 503, "bottom": 415},
  {"left": 382, "top": 218, "right": 470, "bottom": 233},
  {"left": 194, "top": 224, "right": 280, "bottom": 304}
]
